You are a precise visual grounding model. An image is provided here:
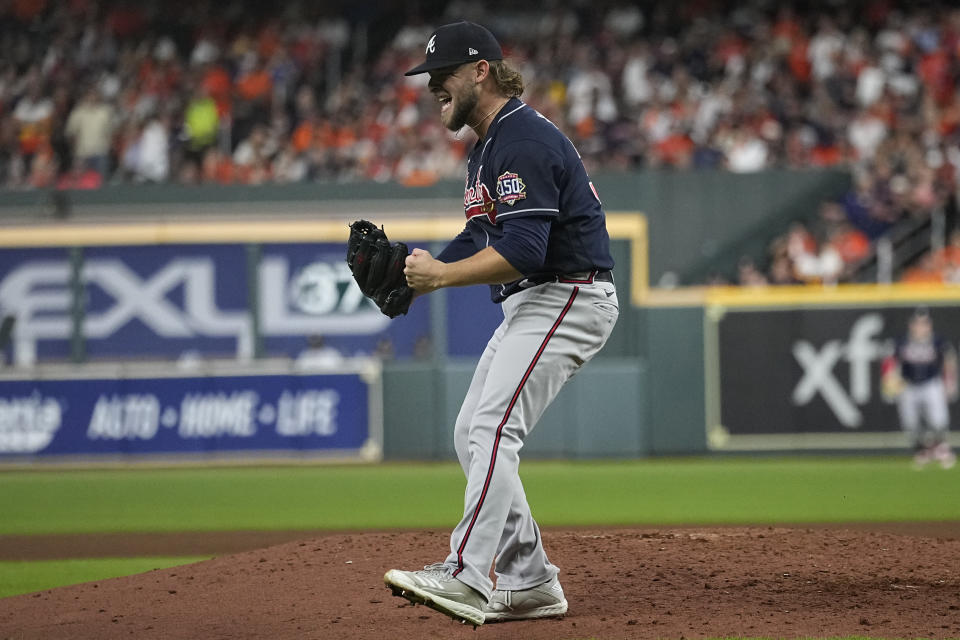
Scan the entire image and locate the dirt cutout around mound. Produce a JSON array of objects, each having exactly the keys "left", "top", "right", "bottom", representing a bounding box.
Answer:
[{"left": 2, "top": 527, "right": 959, "bottom": 639}]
